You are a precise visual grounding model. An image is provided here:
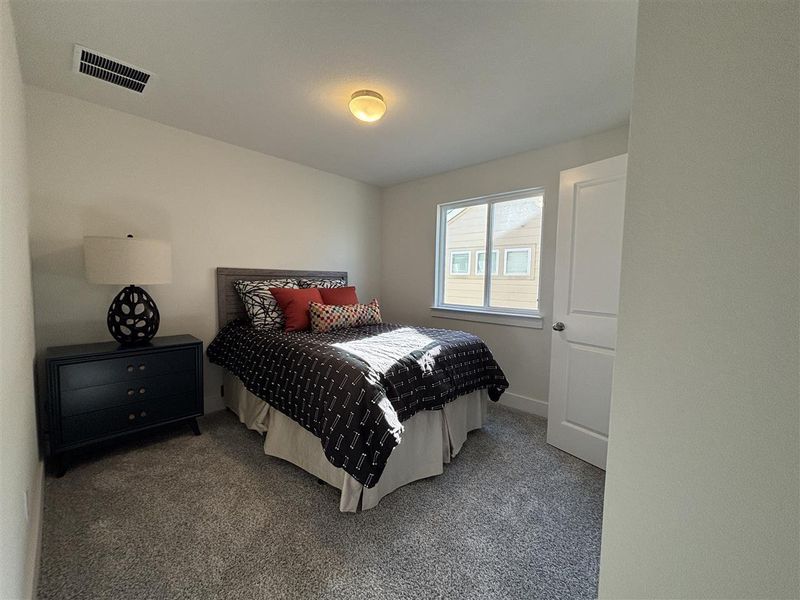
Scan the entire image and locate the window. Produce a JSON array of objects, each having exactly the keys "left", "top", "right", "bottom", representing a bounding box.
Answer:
[
  {"left": 476, "top": 250, "right": 499, "bottom": 275},
  {"left": 449, "top": 251, "right": 470, "bottom": 275},
  {"left": 436, "top": 189, "right": 543, "bottom": 315},
  {"left": 504, "top": 248, "right": 531, "bottom": 276}
]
